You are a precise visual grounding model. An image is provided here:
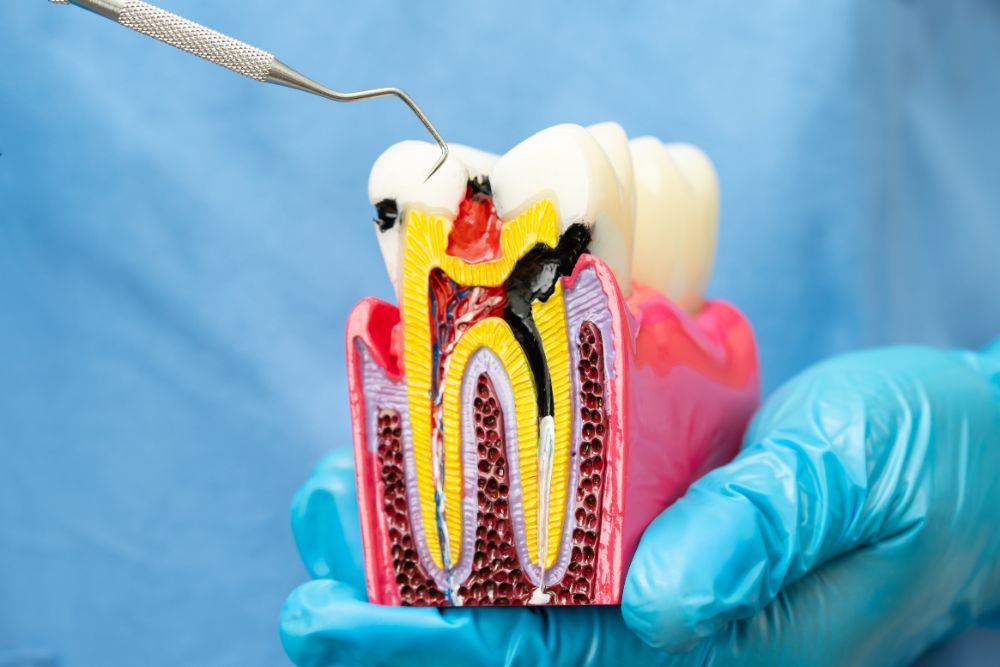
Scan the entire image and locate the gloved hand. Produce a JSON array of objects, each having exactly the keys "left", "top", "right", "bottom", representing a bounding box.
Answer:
[{"left": 281, "top": 341, "right": 1000, "bottom": 666}]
